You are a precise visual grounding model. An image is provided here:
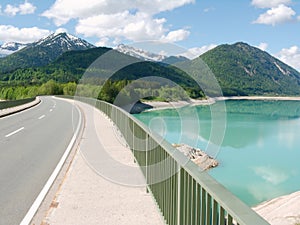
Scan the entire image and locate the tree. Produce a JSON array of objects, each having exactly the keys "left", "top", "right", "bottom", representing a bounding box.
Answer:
[
  {"left": 63, "top": 82, "right": 77, "bottom": 96},
  {"left": 38, "top": 80, "right": 63, "bottom": 95}
]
